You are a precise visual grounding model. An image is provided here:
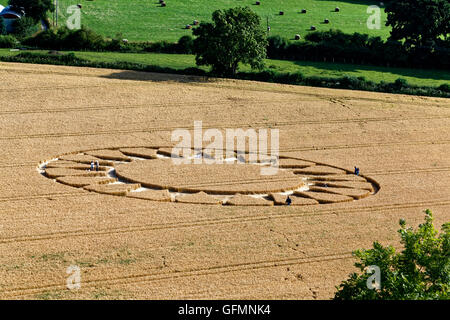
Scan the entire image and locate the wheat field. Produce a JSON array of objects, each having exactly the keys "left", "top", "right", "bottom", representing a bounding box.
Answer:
[{"left": 0, "top": 62, "right": 449, "bottom": 299}]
